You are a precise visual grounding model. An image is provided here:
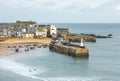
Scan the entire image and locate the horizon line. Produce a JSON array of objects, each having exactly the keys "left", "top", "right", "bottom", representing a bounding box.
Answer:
[{"left": 1, "top": 21, "right": 120, "bottom": 24}]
